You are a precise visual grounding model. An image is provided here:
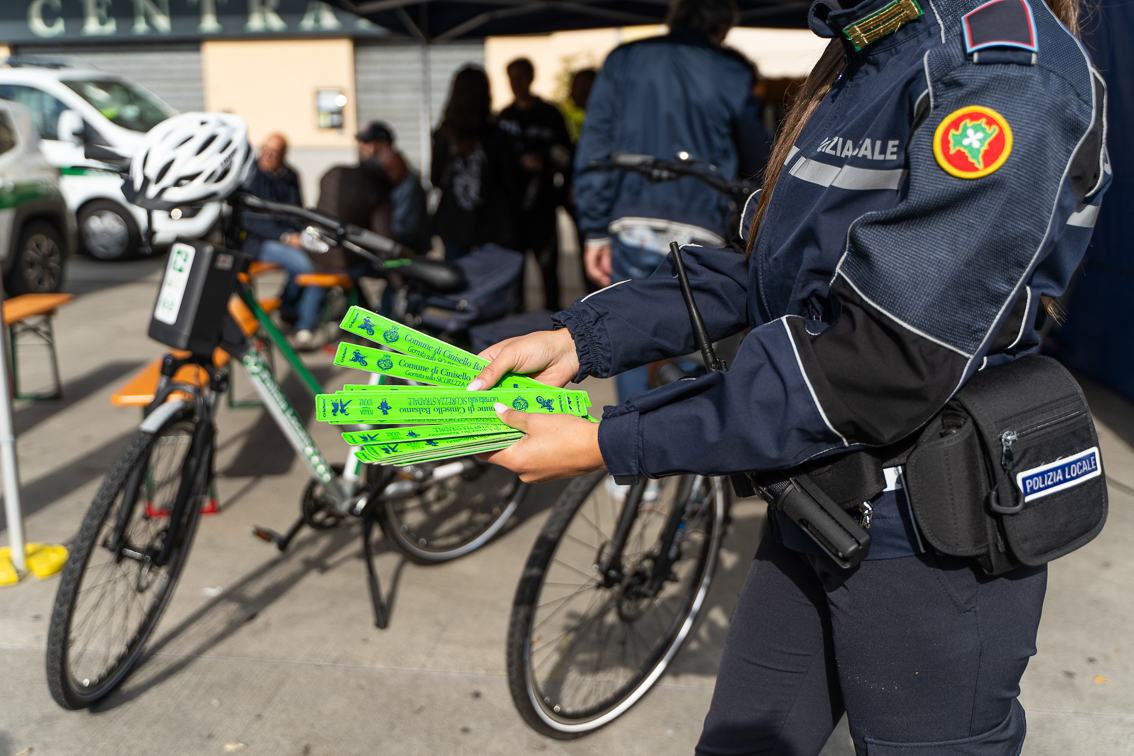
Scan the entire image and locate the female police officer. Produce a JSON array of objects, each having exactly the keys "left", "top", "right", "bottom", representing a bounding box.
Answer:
[{"left": 468, "top": 0, "right": 1109, "bottom": 751}]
